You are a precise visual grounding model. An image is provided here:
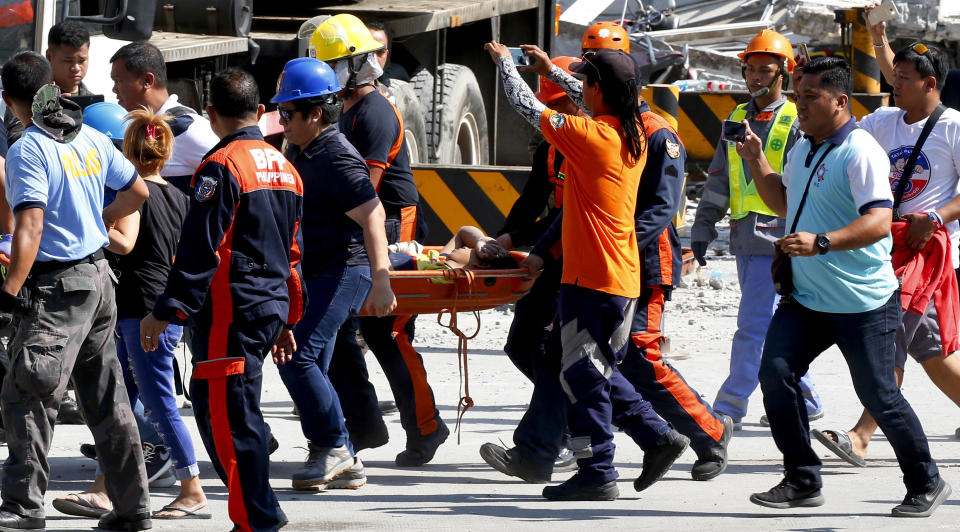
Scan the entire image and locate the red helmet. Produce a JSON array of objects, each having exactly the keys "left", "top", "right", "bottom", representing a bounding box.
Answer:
[
  {"left": 536, "top": 56, "right": 578, "bottom": 103},
  {"left": 581, "top": 21, "right": 630, "bottom": 54}
]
